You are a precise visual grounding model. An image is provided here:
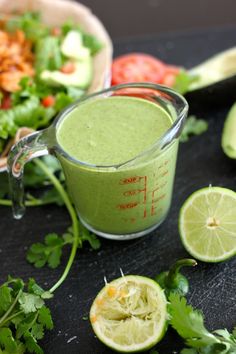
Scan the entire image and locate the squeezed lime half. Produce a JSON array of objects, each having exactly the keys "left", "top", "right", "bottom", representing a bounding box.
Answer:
[
  {"left": 89, "top": 275, "right": 167, "bottom": 353},
  {"left": 179, "top": 186, "right": 236, "bottom": 262}
]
